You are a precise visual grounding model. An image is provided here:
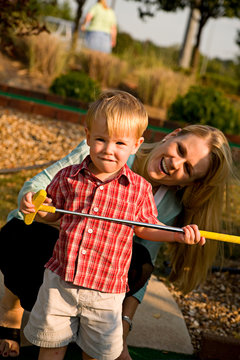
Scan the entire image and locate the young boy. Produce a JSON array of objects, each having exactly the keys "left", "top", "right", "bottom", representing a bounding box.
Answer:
[{"left": 21, "top": 90, "right": 203, "bottom": 360}]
